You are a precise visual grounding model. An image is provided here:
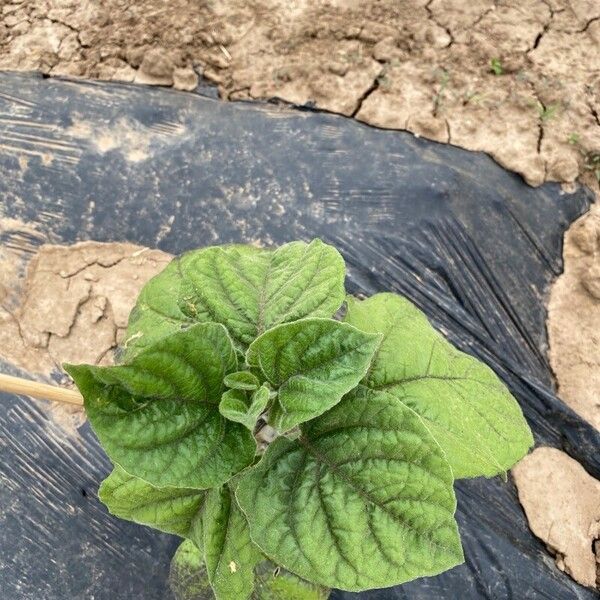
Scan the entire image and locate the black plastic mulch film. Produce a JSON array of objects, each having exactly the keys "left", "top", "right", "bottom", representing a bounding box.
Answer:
[{"left": 0, "top": 73, "right": 597, "bottom": 600}]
